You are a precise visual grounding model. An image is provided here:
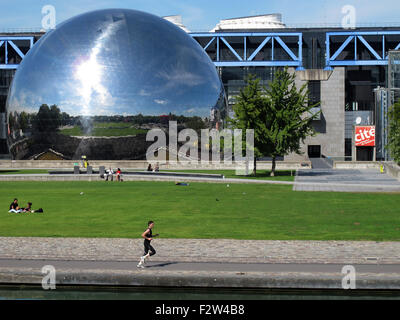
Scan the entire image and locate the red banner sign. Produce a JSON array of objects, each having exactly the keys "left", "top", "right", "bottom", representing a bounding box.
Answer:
[{"left": 355, "top": 126, "right": 375, "bottom": 147}]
